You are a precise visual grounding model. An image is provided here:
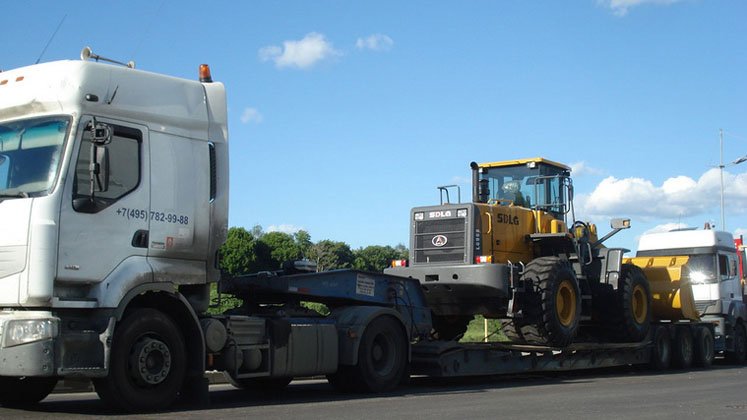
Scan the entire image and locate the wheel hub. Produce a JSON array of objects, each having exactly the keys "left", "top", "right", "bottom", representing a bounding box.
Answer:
[
  {"left": 556, "top": 280, "right": 577, "bottom": 327},
  {"left": 632, "top": 285, "right": 648, "bottom": 324},
  {"left": 130, "top": 337, "right": 172, "bottom": 386}
]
